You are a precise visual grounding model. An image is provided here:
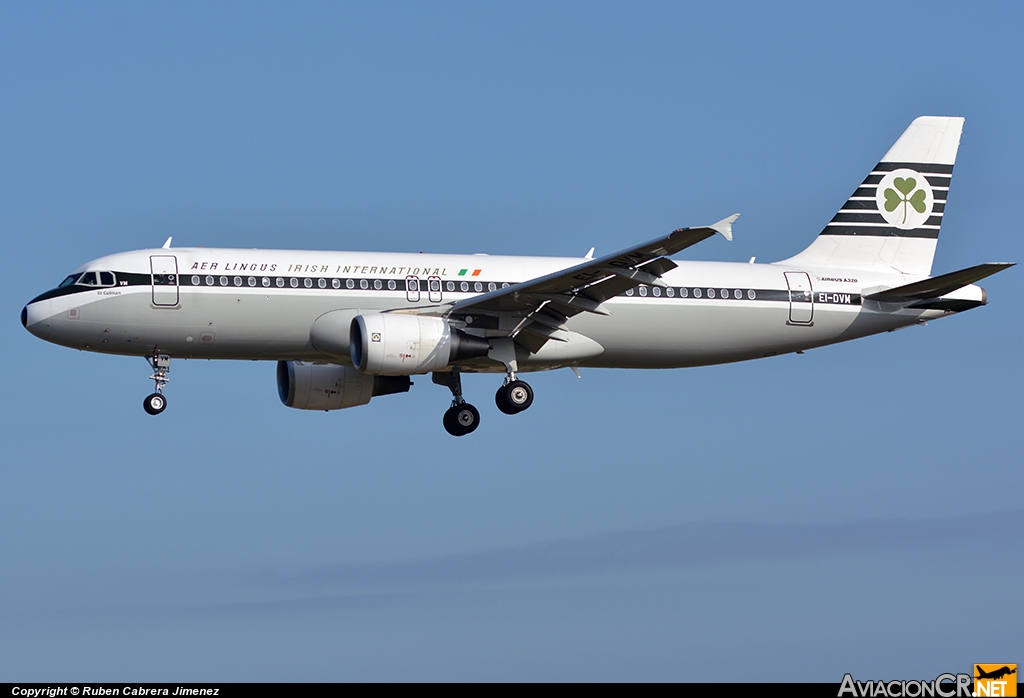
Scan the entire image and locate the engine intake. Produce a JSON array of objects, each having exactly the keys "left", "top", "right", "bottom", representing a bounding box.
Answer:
[
  {"left": 350, "top": 314, "right": 490, "bottom": 375},
  {"left": 277, "top": 361, "right": 410, "bottom": 410}
]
